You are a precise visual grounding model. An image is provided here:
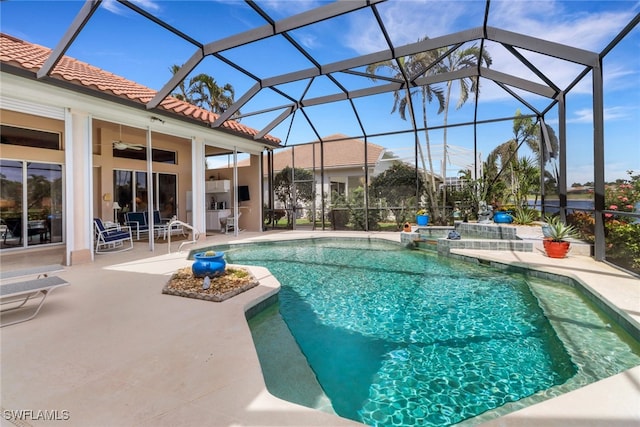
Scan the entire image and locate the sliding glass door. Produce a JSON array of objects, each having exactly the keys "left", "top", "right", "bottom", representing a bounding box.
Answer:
[
  {"left": 113, "top": 169, "right": 176, "bottom": 221},
  {"left": 0, "top": 160, "right": 63, "bottom": 250}
]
